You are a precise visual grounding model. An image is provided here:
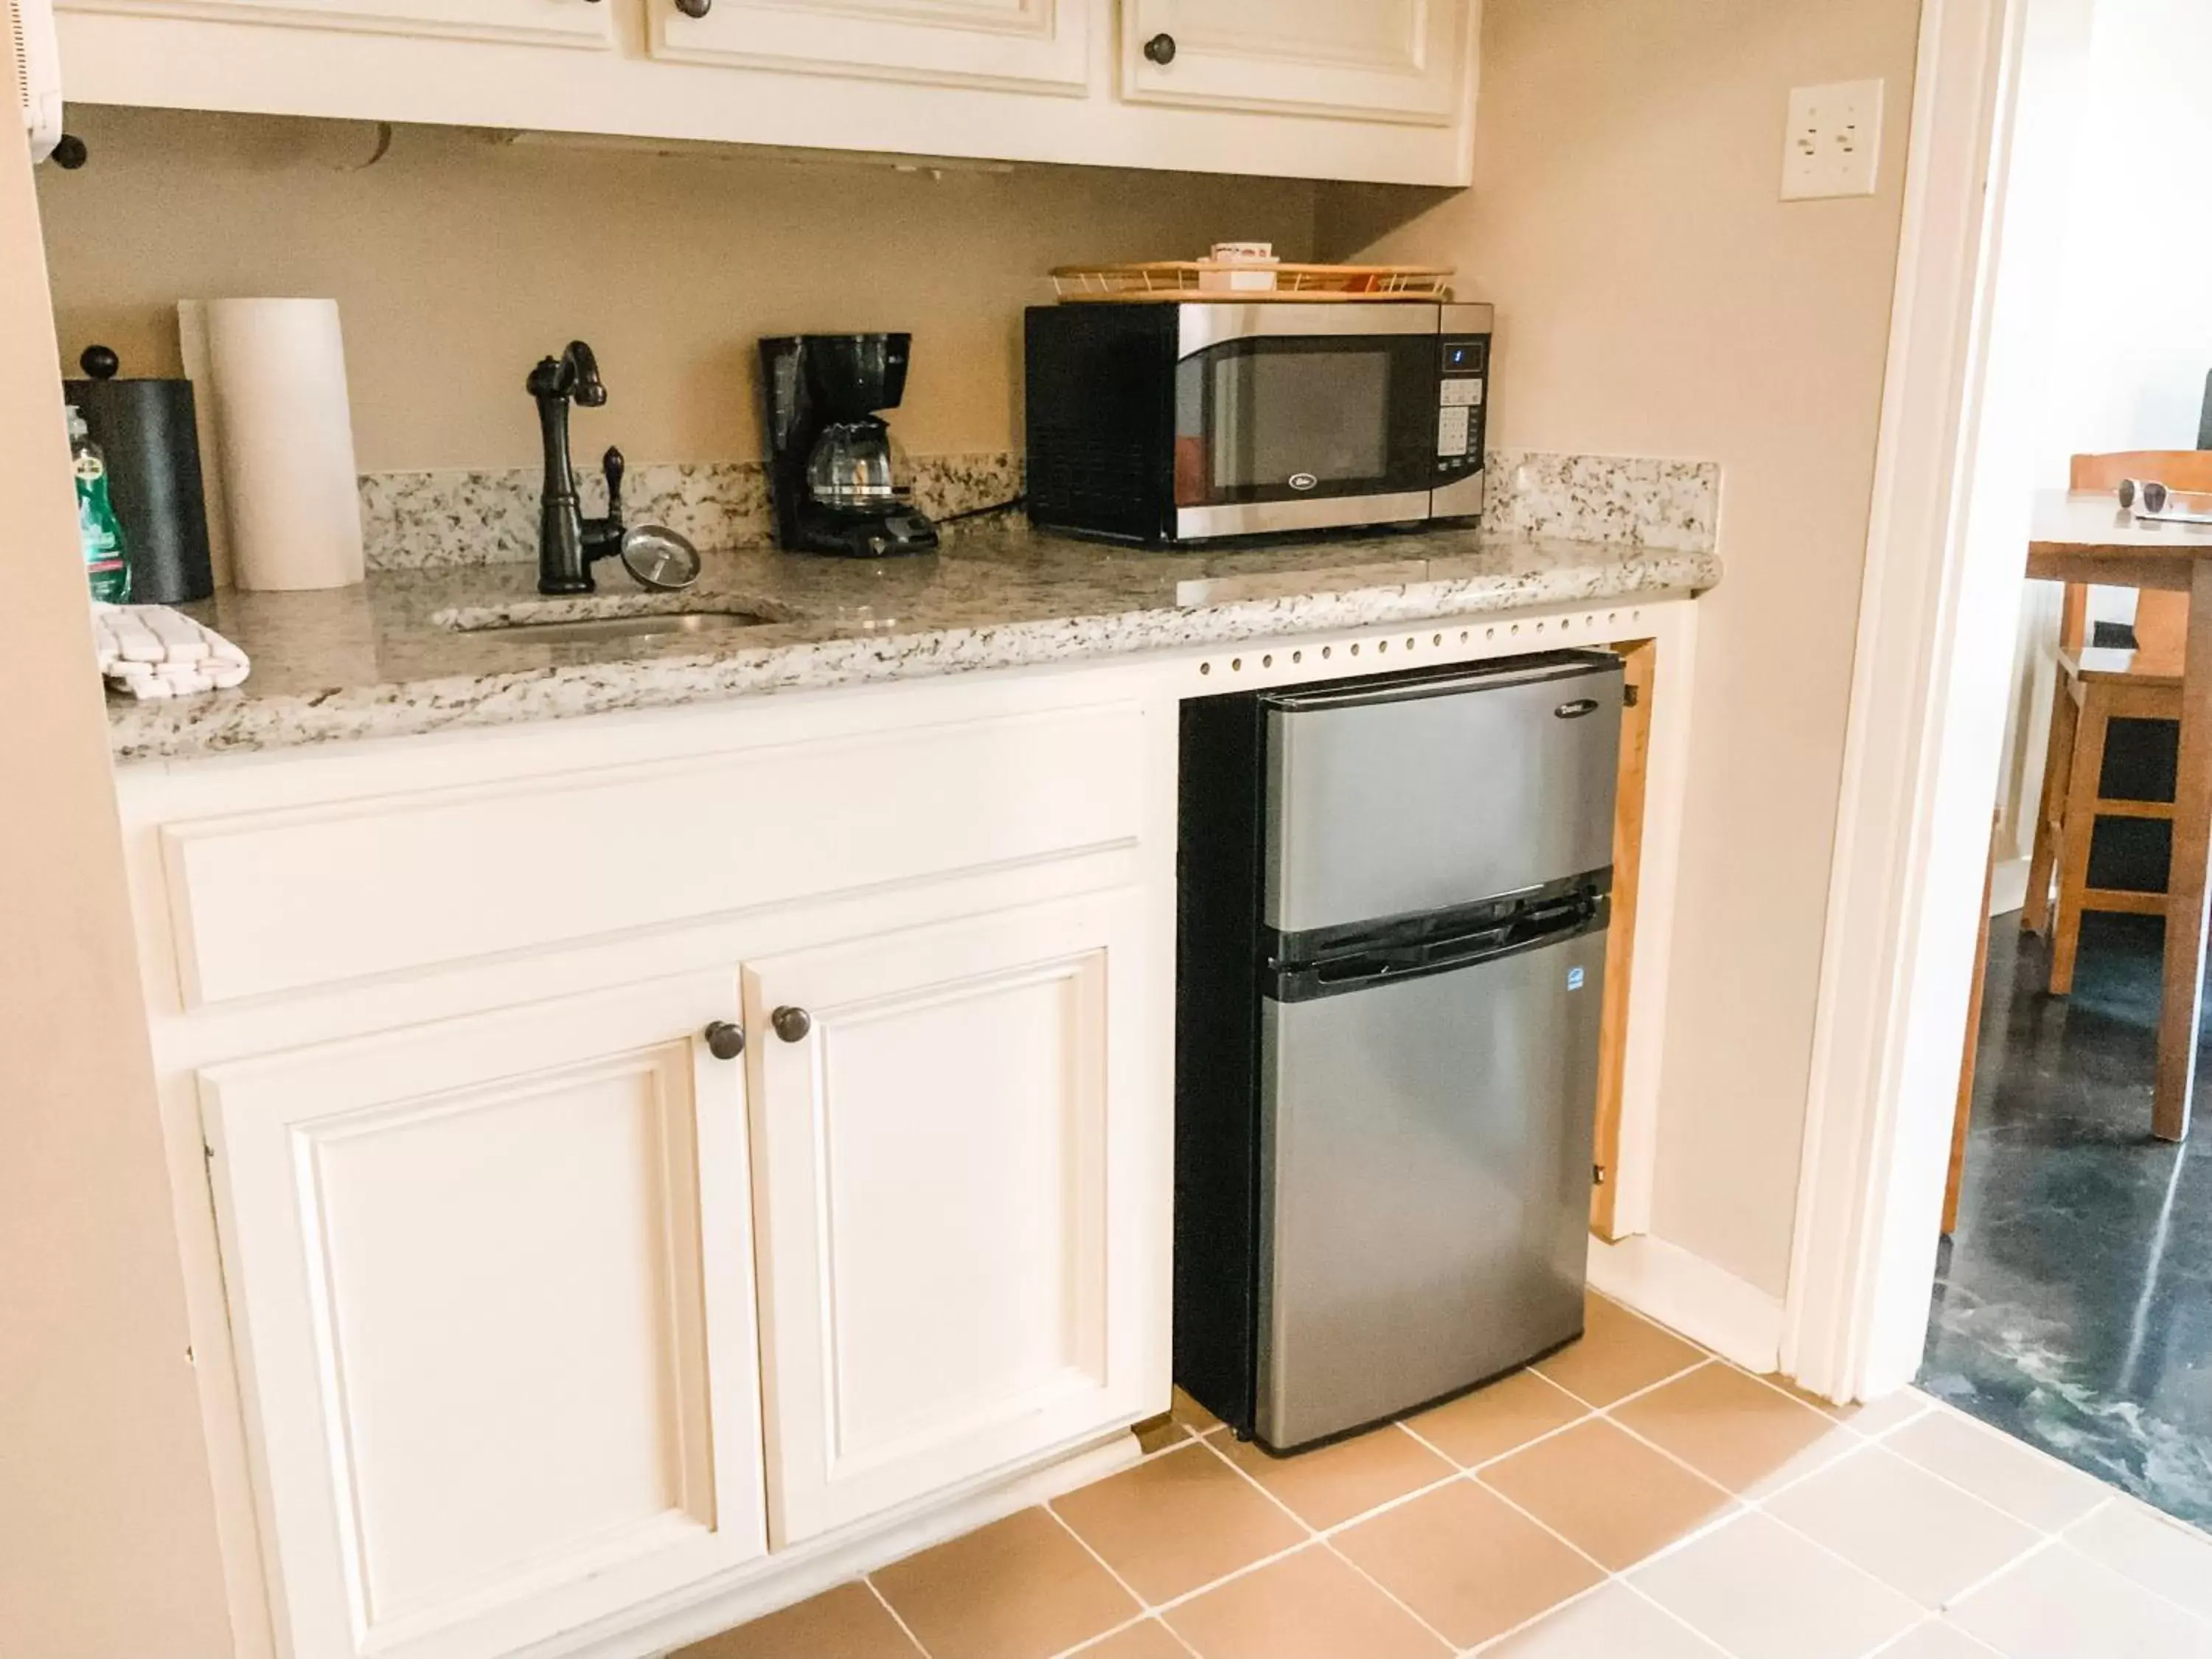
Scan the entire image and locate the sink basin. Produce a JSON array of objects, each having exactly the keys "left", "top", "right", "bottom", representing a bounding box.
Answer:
[{"left": 457, "top": 610, "right": 782, "bottom": 646}]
